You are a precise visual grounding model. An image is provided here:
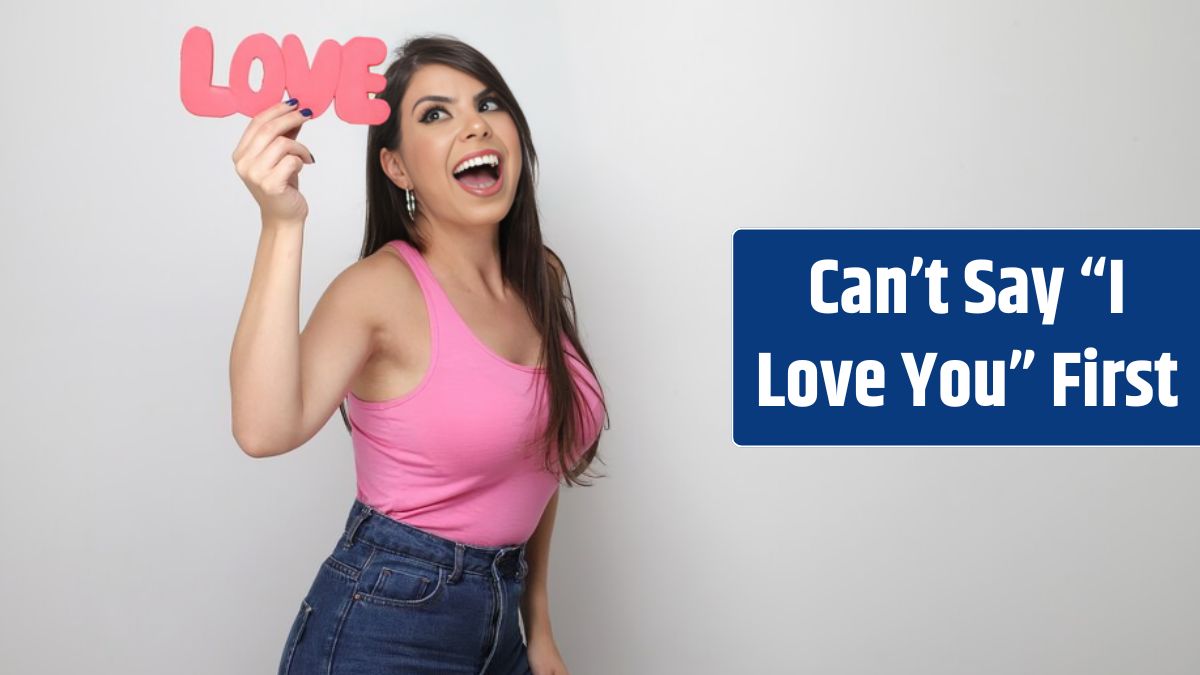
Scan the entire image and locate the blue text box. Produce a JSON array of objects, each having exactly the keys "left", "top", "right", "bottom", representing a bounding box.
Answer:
[{"left": 733, "top": 229, "right": 1199, "bottom": 446}]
